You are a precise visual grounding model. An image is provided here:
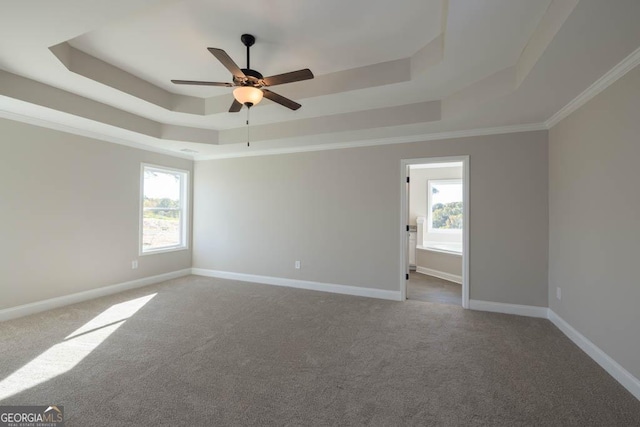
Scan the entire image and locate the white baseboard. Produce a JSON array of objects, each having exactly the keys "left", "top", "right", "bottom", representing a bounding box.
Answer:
[
  {"left": 469, "top": 301, "right": 640, "bottom": 400},
  {"left": 416, "top": 267, "right": 462, "bottom": 285},
  {"left": 191, "top": 268, "right": 403, "bottom": 301},
  {"left": 469, "top": 299, "right": 549, "bottom": 318},
  {"left": 548, "top": 310, "right": 640, "bottom": 401},
  {"left": 0, "top": 269, "right": 191, "bottom": 322}
]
